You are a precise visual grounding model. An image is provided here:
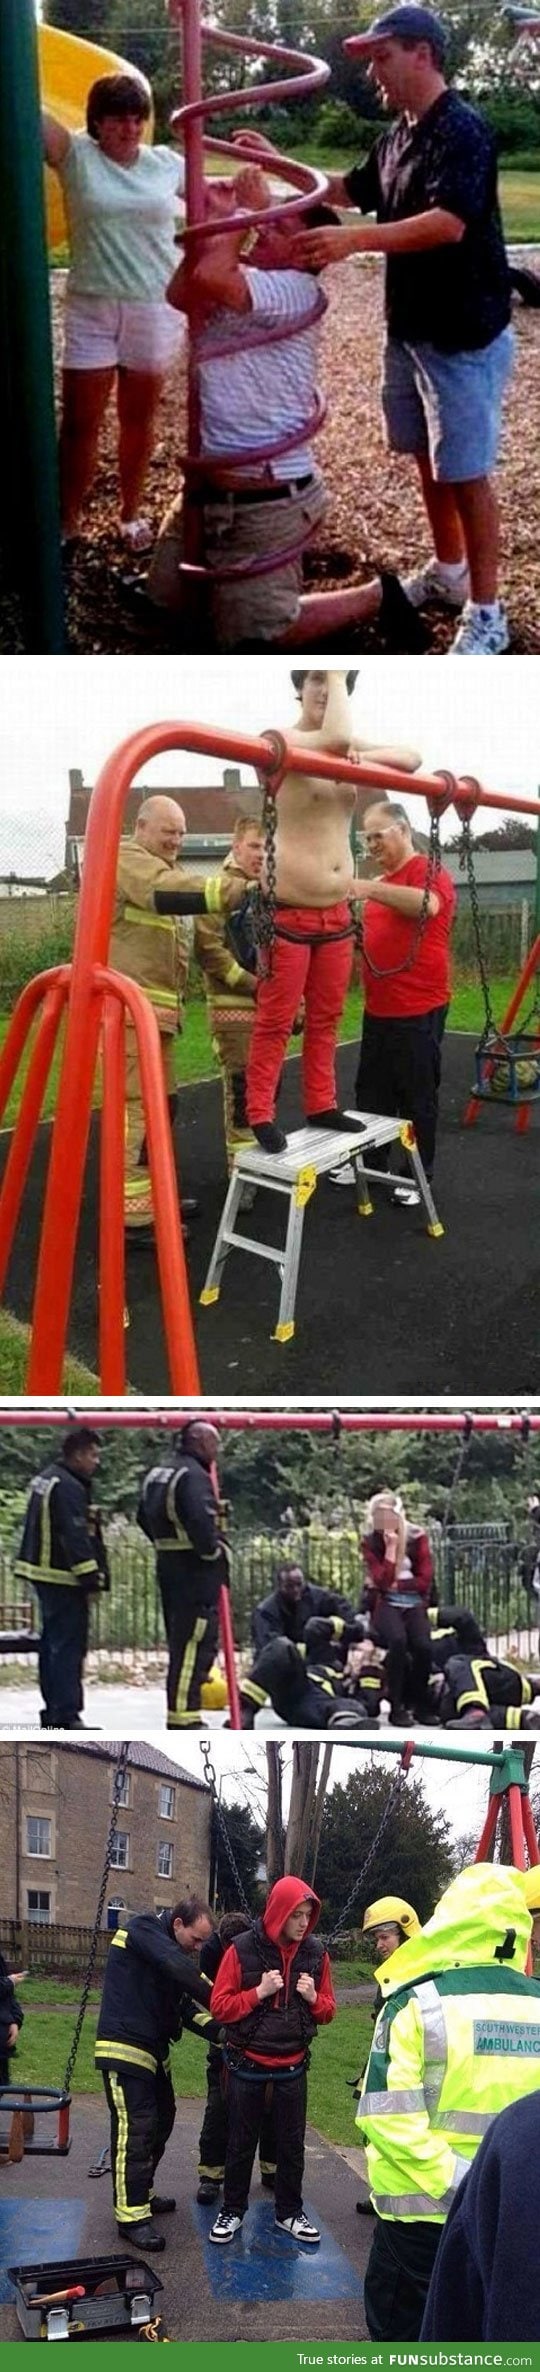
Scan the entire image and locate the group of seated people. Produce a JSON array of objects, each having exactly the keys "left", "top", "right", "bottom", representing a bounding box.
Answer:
[{"left": 240, "top": 1491, "right": 540, "bottom": 1732}]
